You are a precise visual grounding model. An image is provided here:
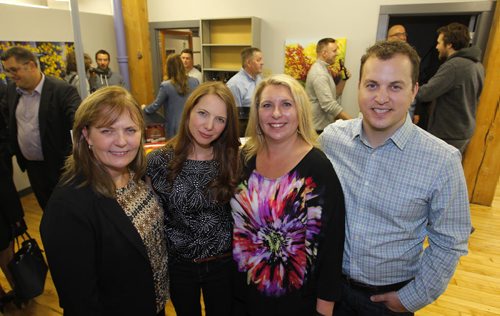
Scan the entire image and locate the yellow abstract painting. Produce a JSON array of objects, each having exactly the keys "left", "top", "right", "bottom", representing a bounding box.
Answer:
[{"left": 284, "top": 38, "right": 347, "bottom": 85}]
